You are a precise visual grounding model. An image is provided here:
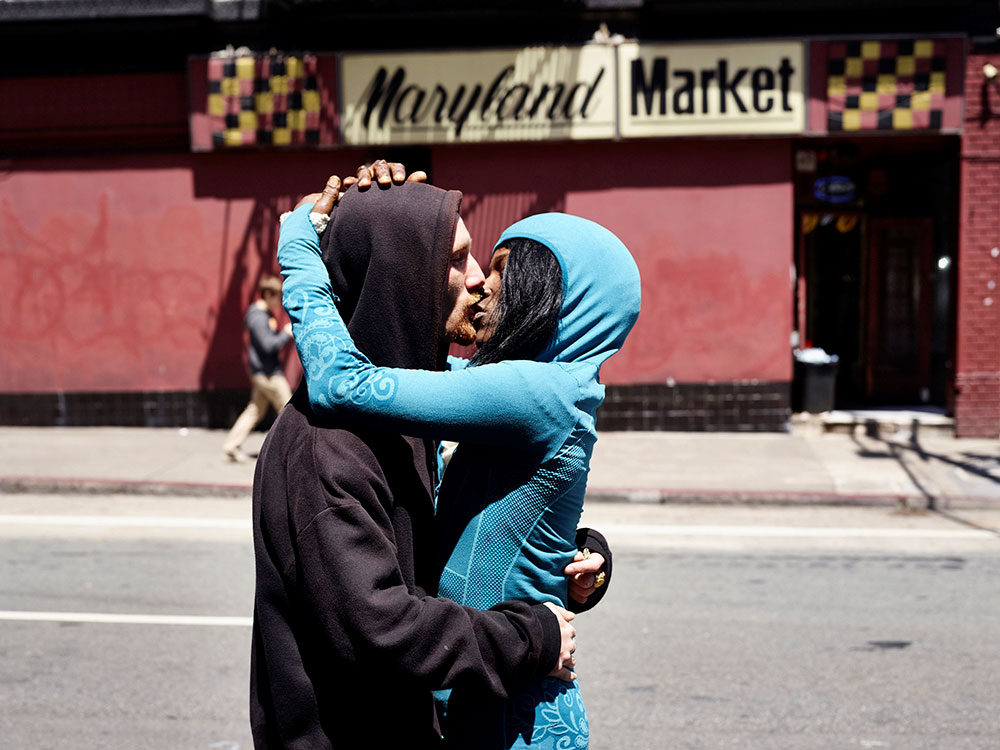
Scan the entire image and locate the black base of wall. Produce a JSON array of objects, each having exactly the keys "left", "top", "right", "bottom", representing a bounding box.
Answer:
[
  {"left": 598, "top": 382, "right": 791, "bottom": 432},
  {"left": 0, "top": 381, "right": 791, "bottom": 432},
  {"left": 0, "top": 389, "right": 269, "bottom": 430}
]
